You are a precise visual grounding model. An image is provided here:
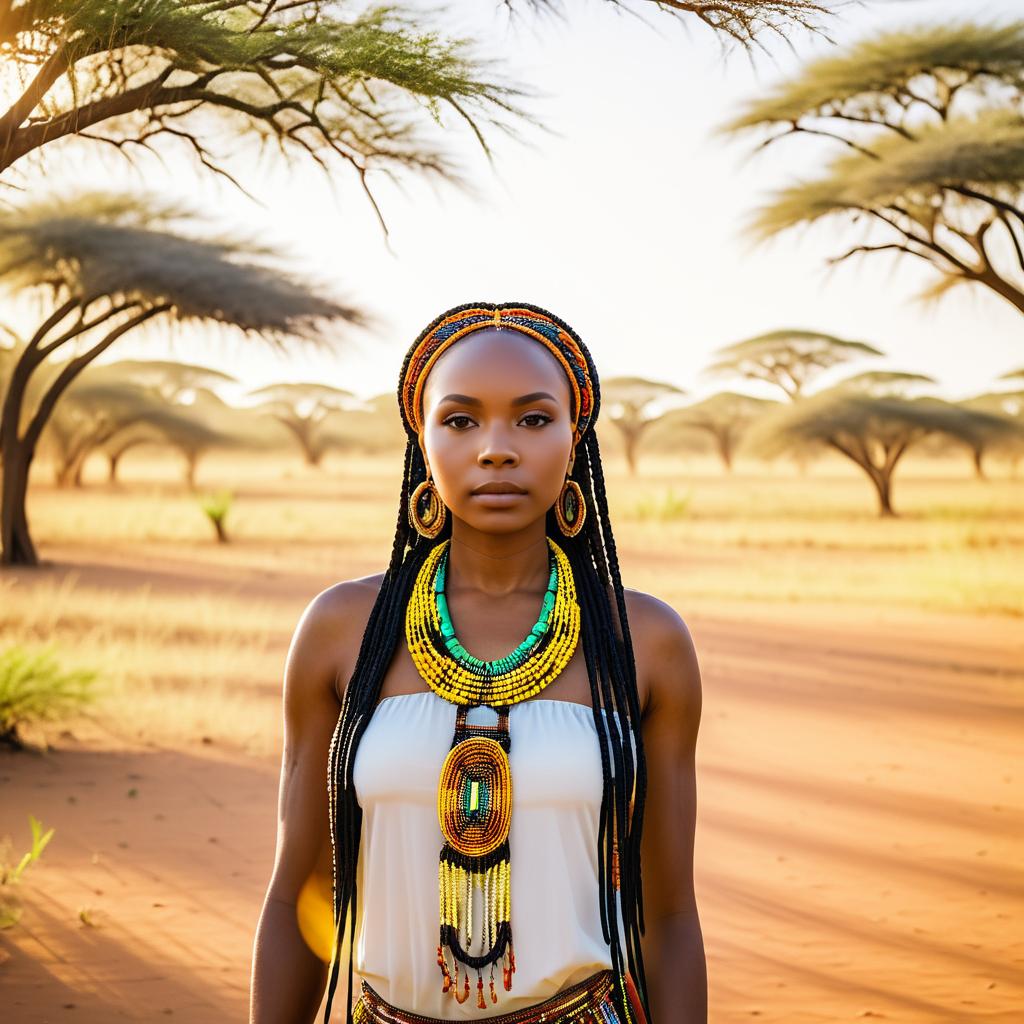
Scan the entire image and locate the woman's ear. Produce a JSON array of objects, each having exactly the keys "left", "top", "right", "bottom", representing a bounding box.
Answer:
[{"left": 418, "top": 431, "right": 430, "bottom": 479}]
